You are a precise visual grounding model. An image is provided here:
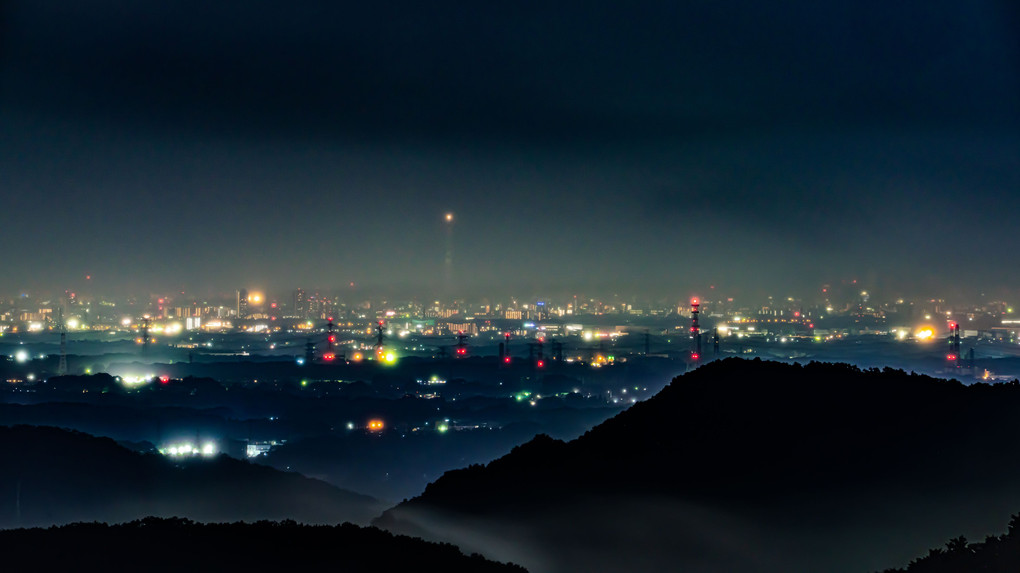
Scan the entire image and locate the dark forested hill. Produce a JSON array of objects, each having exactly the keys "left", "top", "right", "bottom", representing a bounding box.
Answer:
[
  {"left": 879, "top": 513, "right": 1020, "bottom": 572},
  {"left": 376, "top": 358, "right": 1020, "bottom": 573},
  {"left": 0, "top": 518, "right": 526, "bottom": 572},
  {"left": 0, "top": 425, "right": 384, "bottom": 528}
]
